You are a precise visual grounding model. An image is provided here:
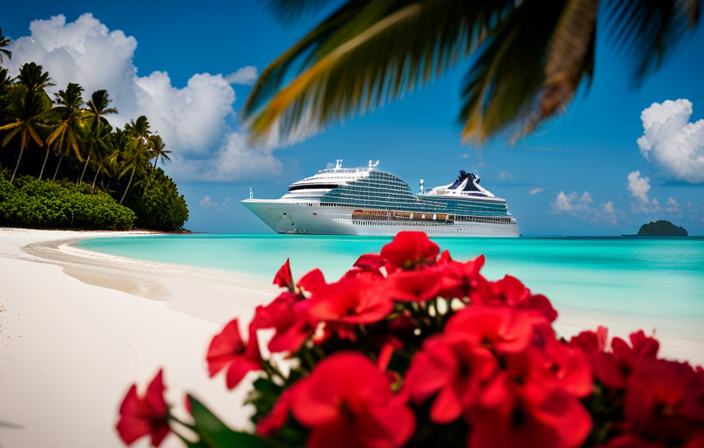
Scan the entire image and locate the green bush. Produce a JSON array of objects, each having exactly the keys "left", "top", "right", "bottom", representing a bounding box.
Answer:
[
  {"left": 0, "top": 173, "right": 135, "bottom": 230},
  {"left": 122, "top": 168, "right": 188, "bottom": 231}
]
